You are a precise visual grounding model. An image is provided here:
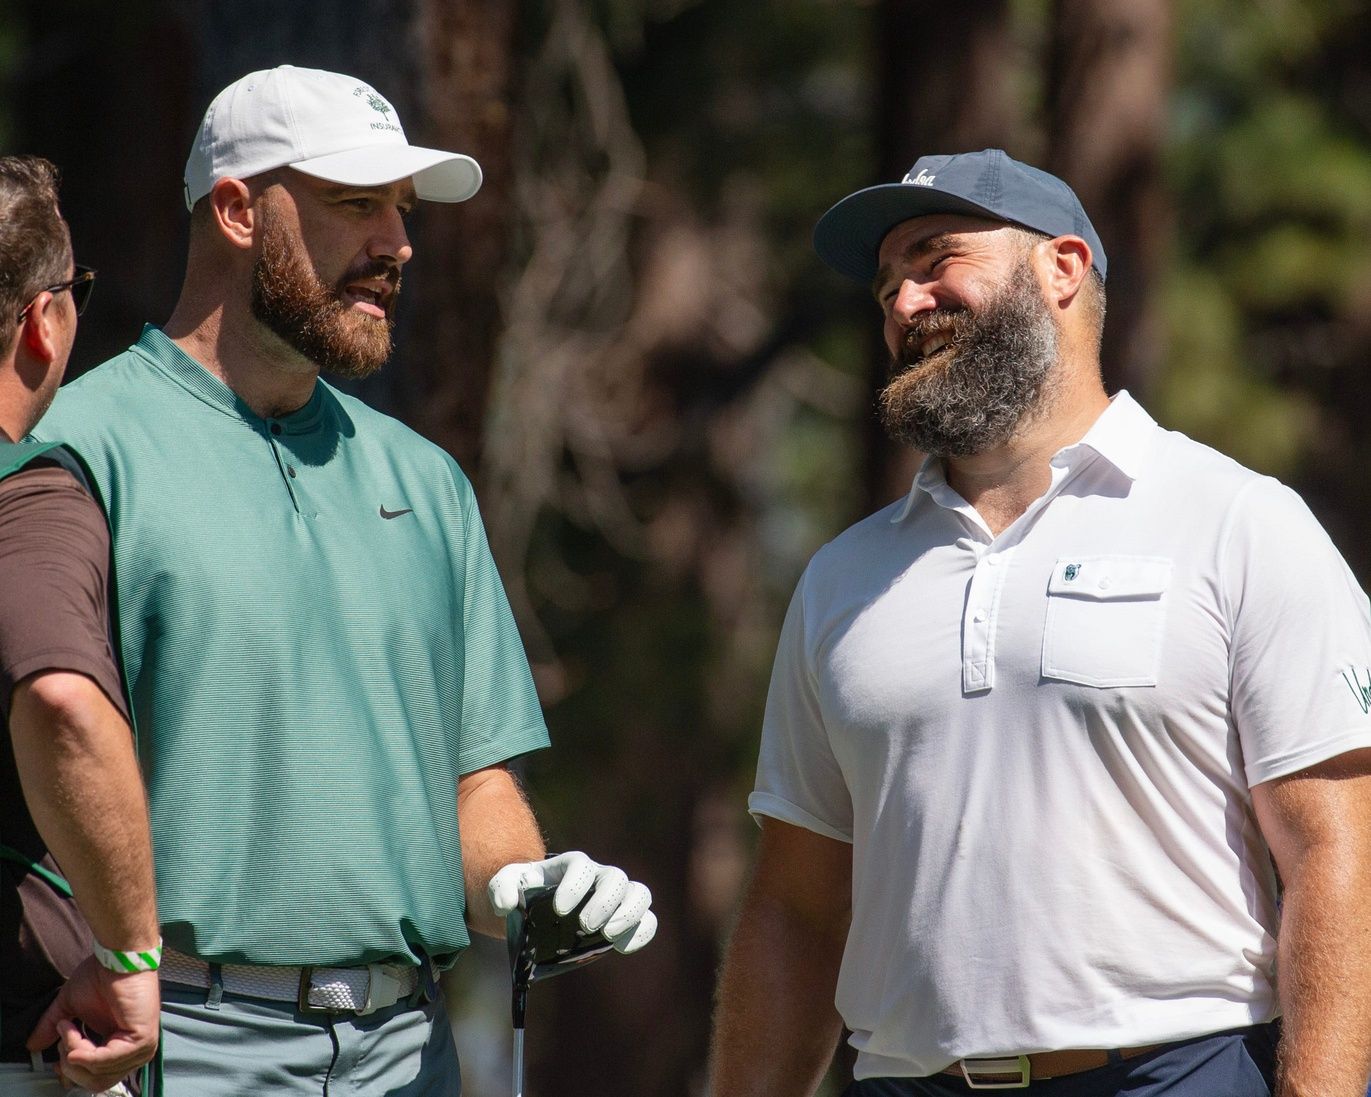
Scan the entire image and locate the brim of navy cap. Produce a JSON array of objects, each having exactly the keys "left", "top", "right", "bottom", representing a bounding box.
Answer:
[
  {"left": 289, "top": 145, "right": 483, "bottom": 203},
  {"left": 813, "top": 183, "right": 1010, "bottom": 283}
]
